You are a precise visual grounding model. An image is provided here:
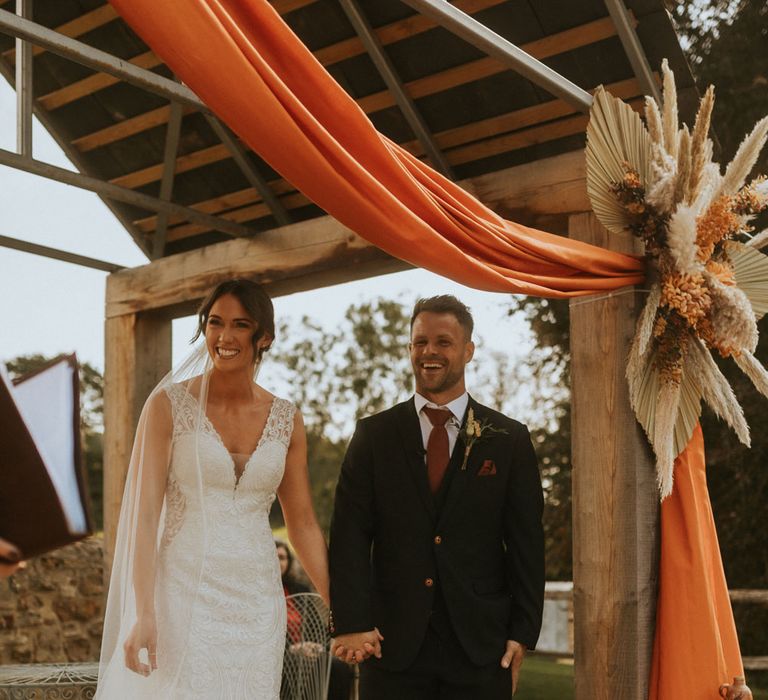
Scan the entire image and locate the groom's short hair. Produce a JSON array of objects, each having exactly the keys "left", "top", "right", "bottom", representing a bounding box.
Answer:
[{"left": 410, "top": 295, "right": 474, "bottom": 339}]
